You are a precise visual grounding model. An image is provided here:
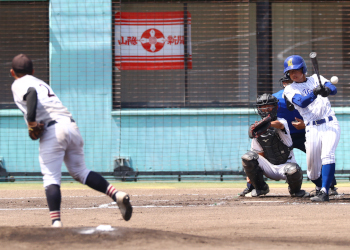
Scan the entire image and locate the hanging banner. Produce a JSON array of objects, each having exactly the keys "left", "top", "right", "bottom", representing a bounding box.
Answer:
[{"left": 115, "top": 11, "right": 192, "bottom": 70}]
